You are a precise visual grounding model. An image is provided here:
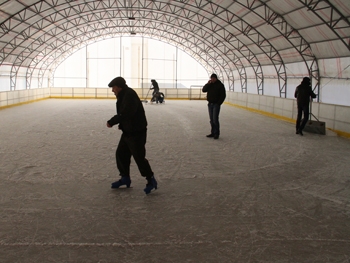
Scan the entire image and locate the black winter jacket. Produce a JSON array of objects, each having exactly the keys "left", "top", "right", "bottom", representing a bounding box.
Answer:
[
  {"left": 202, "top": 79, "right": 226, "bottom": 105},
  {"left": 151, "top": 81, "right": 159, "bottom": 93},
  {"left": 107, "top": 86, "right": 147, "bottom": 134},
  {"left": 294, "top": 82, "right": 316, "bottom": 106}
]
